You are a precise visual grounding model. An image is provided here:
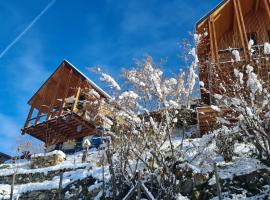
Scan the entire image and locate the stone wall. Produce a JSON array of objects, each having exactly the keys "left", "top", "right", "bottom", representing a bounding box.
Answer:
[
  {"left": 0, "top": 167, "right": 85, "bottom": 185},
  {"left": 17, "top": 176, "right": 98, "bottom": 200},
  {"left": 31, "top": 151, "right": 65, "bottom": 168}
]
